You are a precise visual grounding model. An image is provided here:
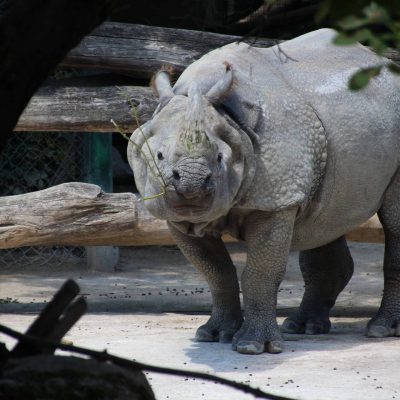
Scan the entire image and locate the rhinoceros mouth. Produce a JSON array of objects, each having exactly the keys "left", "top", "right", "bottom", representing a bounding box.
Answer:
[
  {"left": 166, "top": 197, "right": 213, "bottom": 217},
  {"left": 172, "top": 206, "right": 207, "bottom": 216}
]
